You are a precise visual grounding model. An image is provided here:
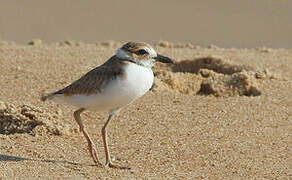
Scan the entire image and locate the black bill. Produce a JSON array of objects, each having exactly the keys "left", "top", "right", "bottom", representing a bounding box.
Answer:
[{"left": 154, "top": 54, "right": 174, "bottom": 64}]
